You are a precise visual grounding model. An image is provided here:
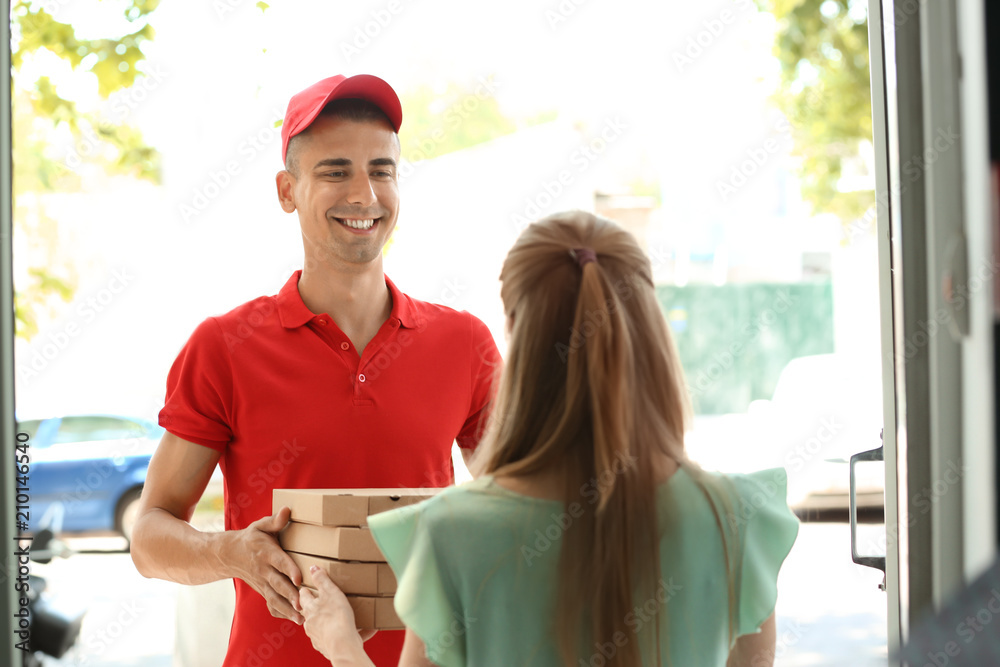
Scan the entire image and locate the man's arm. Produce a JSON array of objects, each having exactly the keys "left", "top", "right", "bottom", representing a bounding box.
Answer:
[{"left": 130, "top": 432, "right": 305, "bottom": 624}]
